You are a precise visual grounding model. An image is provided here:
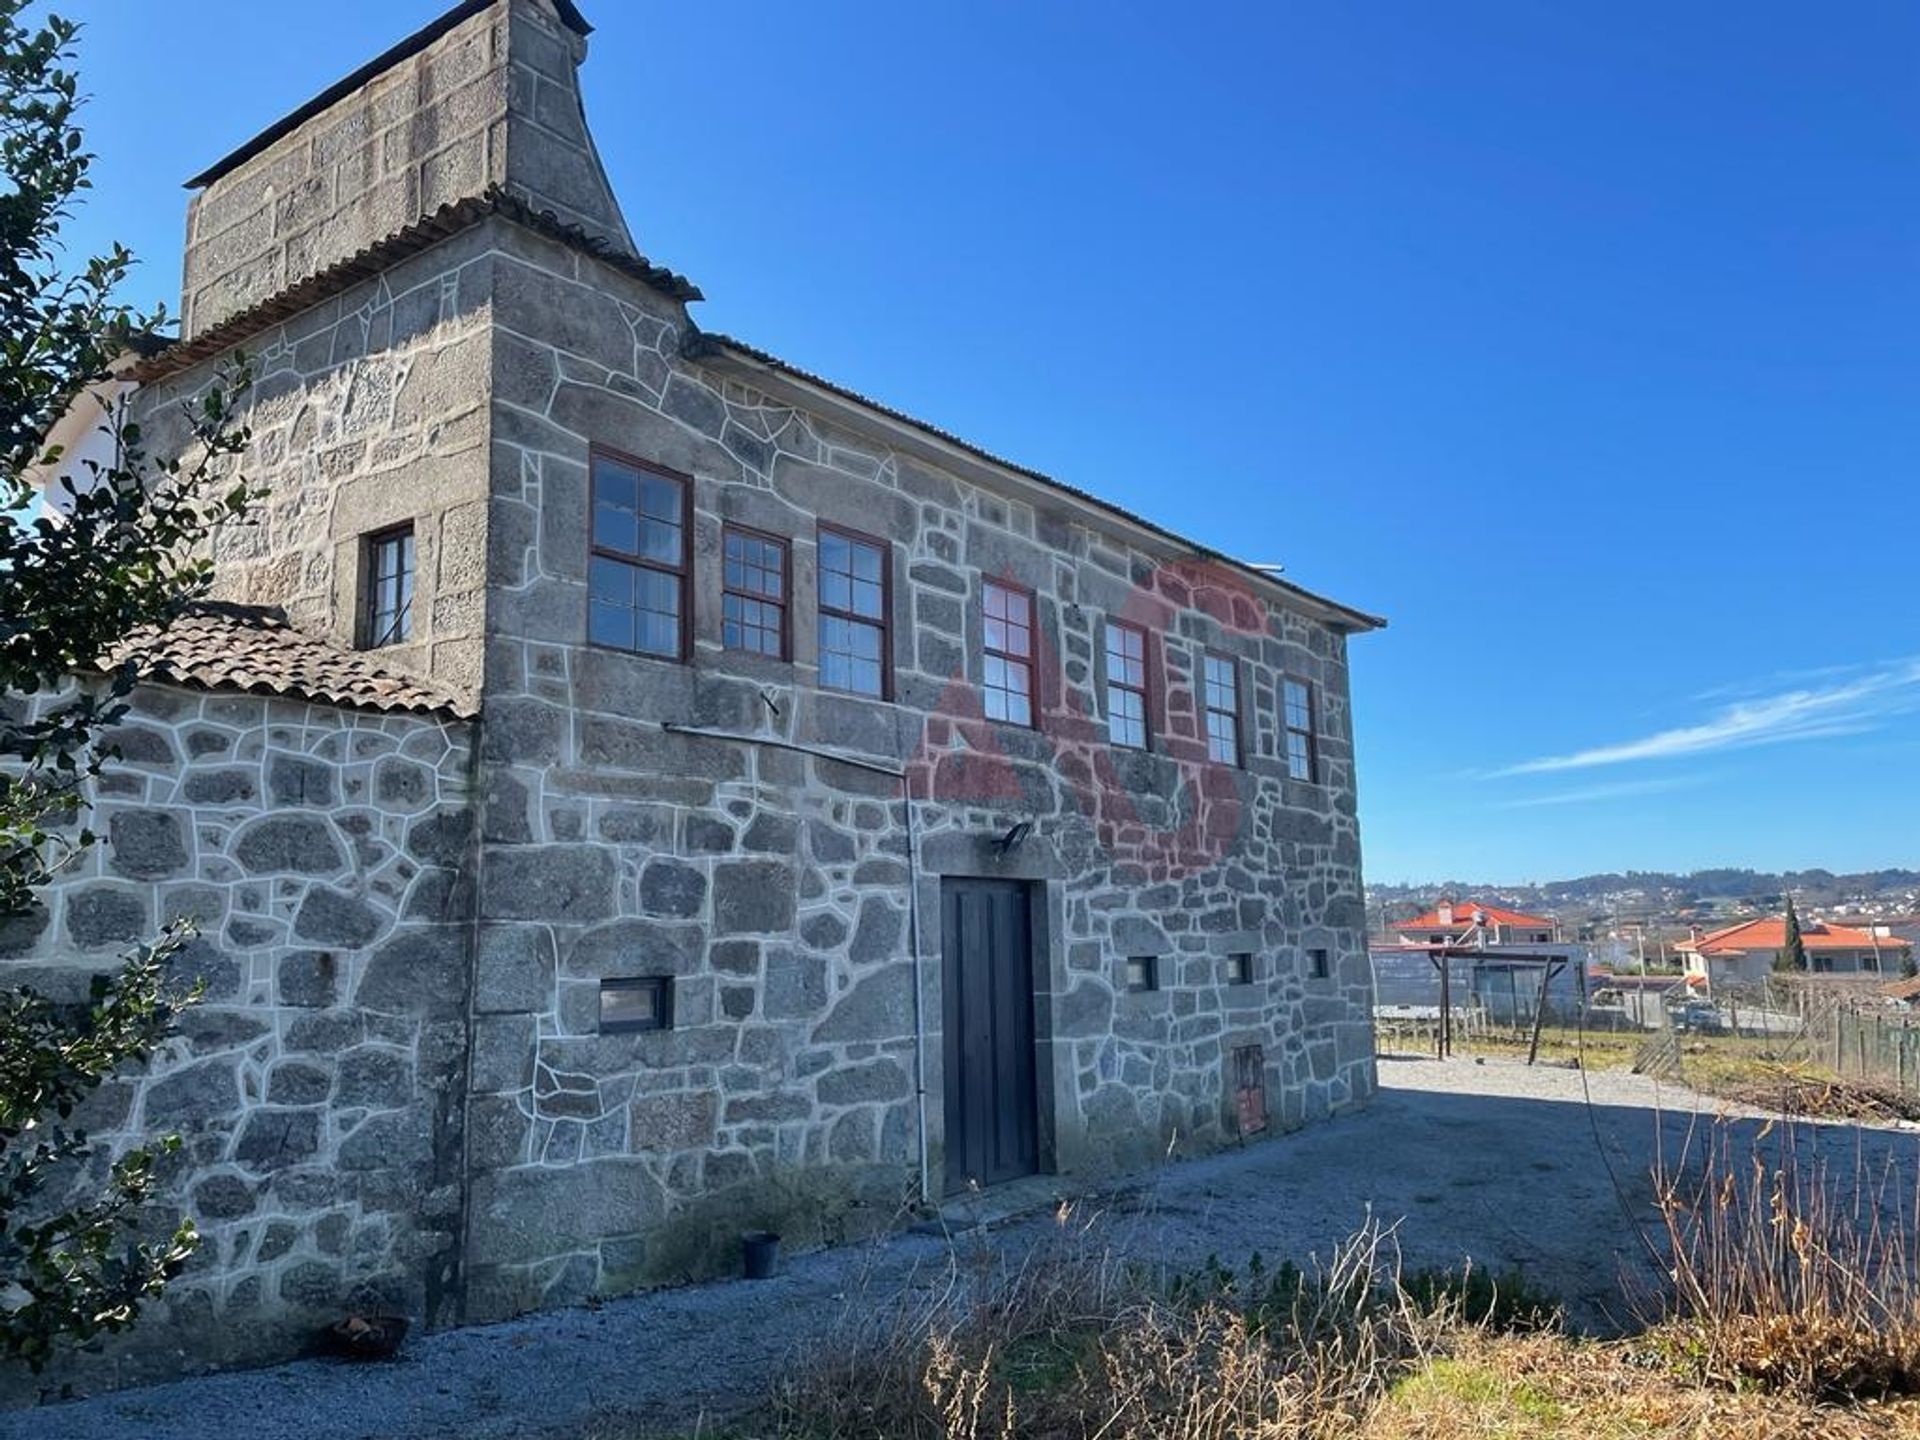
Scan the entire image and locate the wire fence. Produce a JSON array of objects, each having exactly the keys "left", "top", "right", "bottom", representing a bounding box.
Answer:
[{"left": 1812, "top": 1003, "right": 1920, "bottom": 1095}]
